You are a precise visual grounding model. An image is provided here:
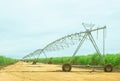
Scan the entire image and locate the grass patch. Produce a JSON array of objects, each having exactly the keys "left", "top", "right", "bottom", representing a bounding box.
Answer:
[
  {"left": 32, "top": 53, "right": 120, "bottom": 67},
  {"left": 0, "top": 55, "right": 18, "bottom": 66}
]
